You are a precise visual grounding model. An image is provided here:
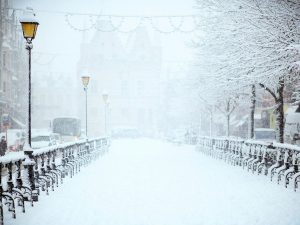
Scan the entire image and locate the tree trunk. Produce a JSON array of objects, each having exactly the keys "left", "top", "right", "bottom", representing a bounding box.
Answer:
[
  {"left": 210, "top": 110, "right": 213, "bottom": 137},
  {"left": 249, "top": 84, "right": 256, "bottom": 139},
  {"left": 226, "top": 115, "right": 230, "bottom": 137},
  {"left": 275, "top": 78, "right": 285, "bottom": 143},
  {"left": 259, "top": 78, "right": 285, "bottom": 143},
  {"left": 198, "top": 112, "right": 202, "bottom": 136},
  {"left": 226, "top": 100, "right": 230, "bottom": 137}
]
